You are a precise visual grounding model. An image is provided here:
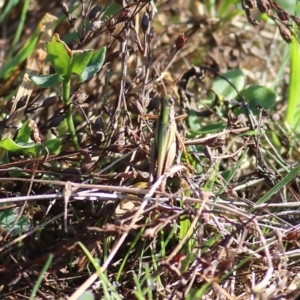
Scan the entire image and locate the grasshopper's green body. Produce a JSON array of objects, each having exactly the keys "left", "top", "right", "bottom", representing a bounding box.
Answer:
[{"left": 155, "top": 95, "right": 177, "bottom": 190}]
